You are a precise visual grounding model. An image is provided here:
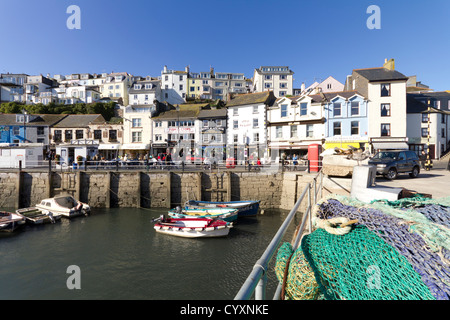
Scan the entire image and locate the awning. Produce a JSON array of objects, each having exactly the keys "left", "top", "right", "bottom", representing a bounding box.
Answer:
[
  {"left": 120, "top": 143, "right": 150, "bottom": 150},
  {"left": 98, "top": 144, "right": 120, "bottom": 150},
  {"left": 372, "top": 142, "right": 409, "bottom": 150}
]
